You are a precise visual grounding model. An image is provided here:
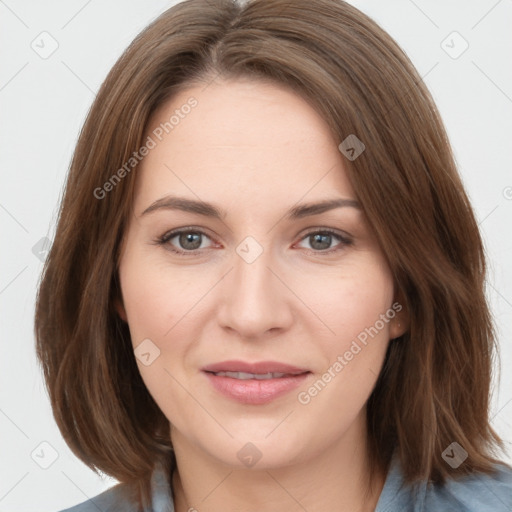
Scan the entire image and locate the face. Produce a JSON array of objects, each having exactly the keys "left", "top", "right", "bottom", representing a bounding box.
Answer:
[{"left": 117, "top": 78, "right": 405, "bottom": 469}]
